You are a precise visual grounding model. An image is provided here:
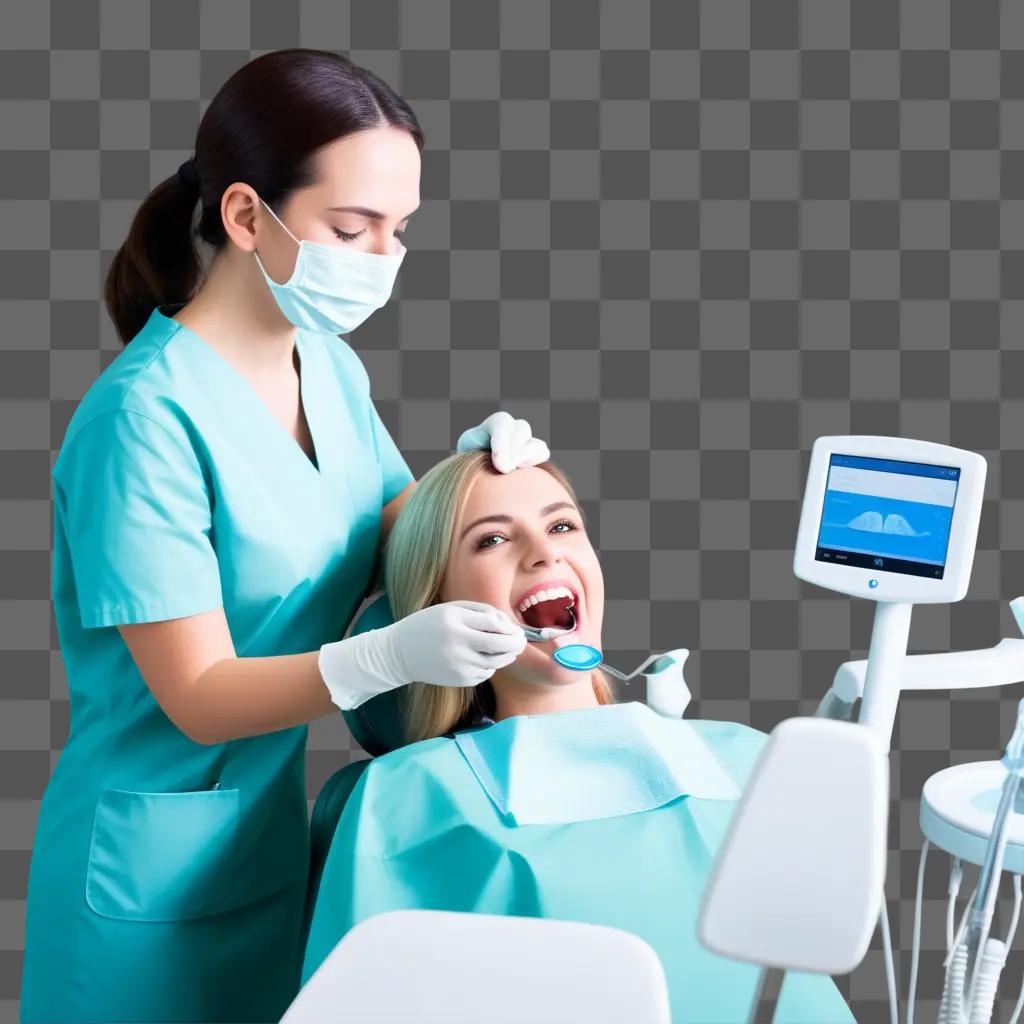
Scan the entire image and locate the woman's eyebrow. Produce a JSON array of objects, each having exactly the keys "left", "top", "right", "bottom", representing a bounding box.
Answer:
[
  {"left": 326, "top": 204, "right": 419, "bottom": 220},
  {"left": 459, "top": 502, "right": 577, "bottom": 541}
]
